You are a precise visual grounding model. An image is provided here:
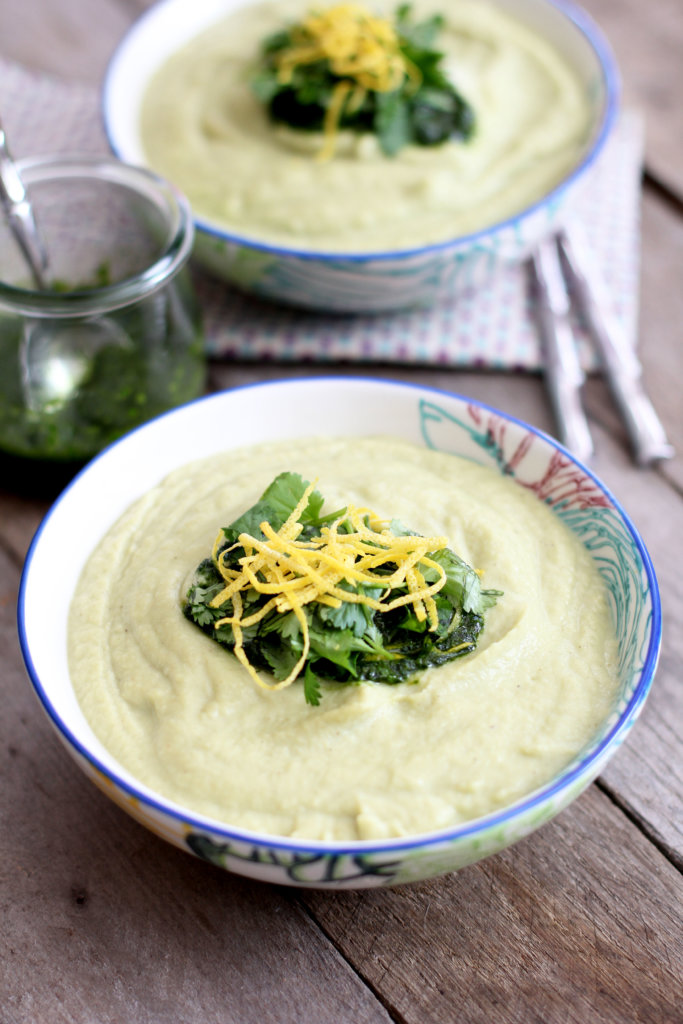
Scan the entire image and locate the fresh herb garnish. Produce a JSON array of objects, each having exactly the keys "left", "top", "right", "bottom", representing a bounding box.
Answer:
[
  {"left": 184, "top": 471, "right": 501, "bottom": 704},
  {"left": 250, "top": 3, "right": 475, "bottom": 159}
]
